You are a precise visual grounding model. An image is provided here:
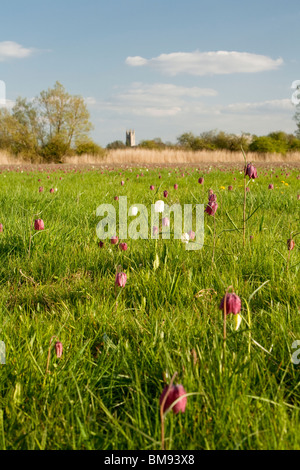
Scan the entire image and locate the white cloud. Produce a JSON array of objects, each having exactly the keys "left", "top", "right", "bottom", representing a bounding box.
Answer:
[
  {"left": 126, "top": 50, "right": 283, "bottom": 76},
  {"left": 225, "top": 99, "right": 294, "bottom": 114},
  {"left": 84, "top": 96, "right": 97, "bottom": 105},
  {"left": 0, "top": 41, "right": 35, "bottom": 61},
  {"left": 125, "top": 56, "right": 148, "bottom": 67},
  {"left": 89, "top": 82, "right": 218, "bottom": 118}
]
